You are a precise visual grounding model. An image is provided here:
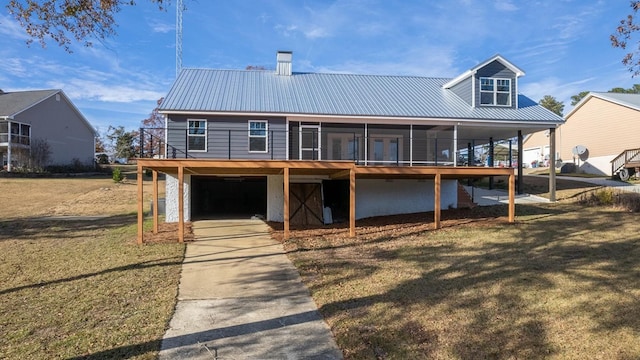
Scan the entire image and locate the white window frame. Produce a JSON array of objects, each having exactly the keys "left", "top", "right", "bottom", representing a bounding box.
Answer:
[
  {"left": 187, "top": 119, "right": 207, "bottom": 152},
  {"left": 248, "top": 120, "right": 268, "bottom": 153},
  {"left": 479, "top": 77, "right": 511, "bottom": 106}
]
